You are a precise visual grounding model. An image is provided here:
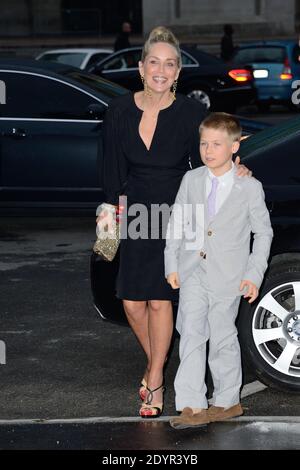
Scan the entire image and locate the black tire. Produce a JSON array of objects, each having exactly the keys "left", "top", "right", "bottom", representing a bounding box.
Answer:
[{"left": 238, "top": 261, "right": 300, "bottom": 393}]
